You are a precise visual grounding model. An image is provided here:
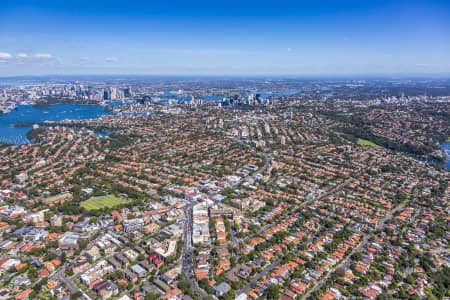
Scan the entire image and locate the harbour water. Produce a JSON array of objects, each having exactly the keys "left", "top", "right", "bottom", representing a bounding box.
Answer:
[
  {"left": 440, "top": 142, "right": 450, "bottom": 169},
  {"left": 0, "top": 104, "right": 112, "bottom": 144}
]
